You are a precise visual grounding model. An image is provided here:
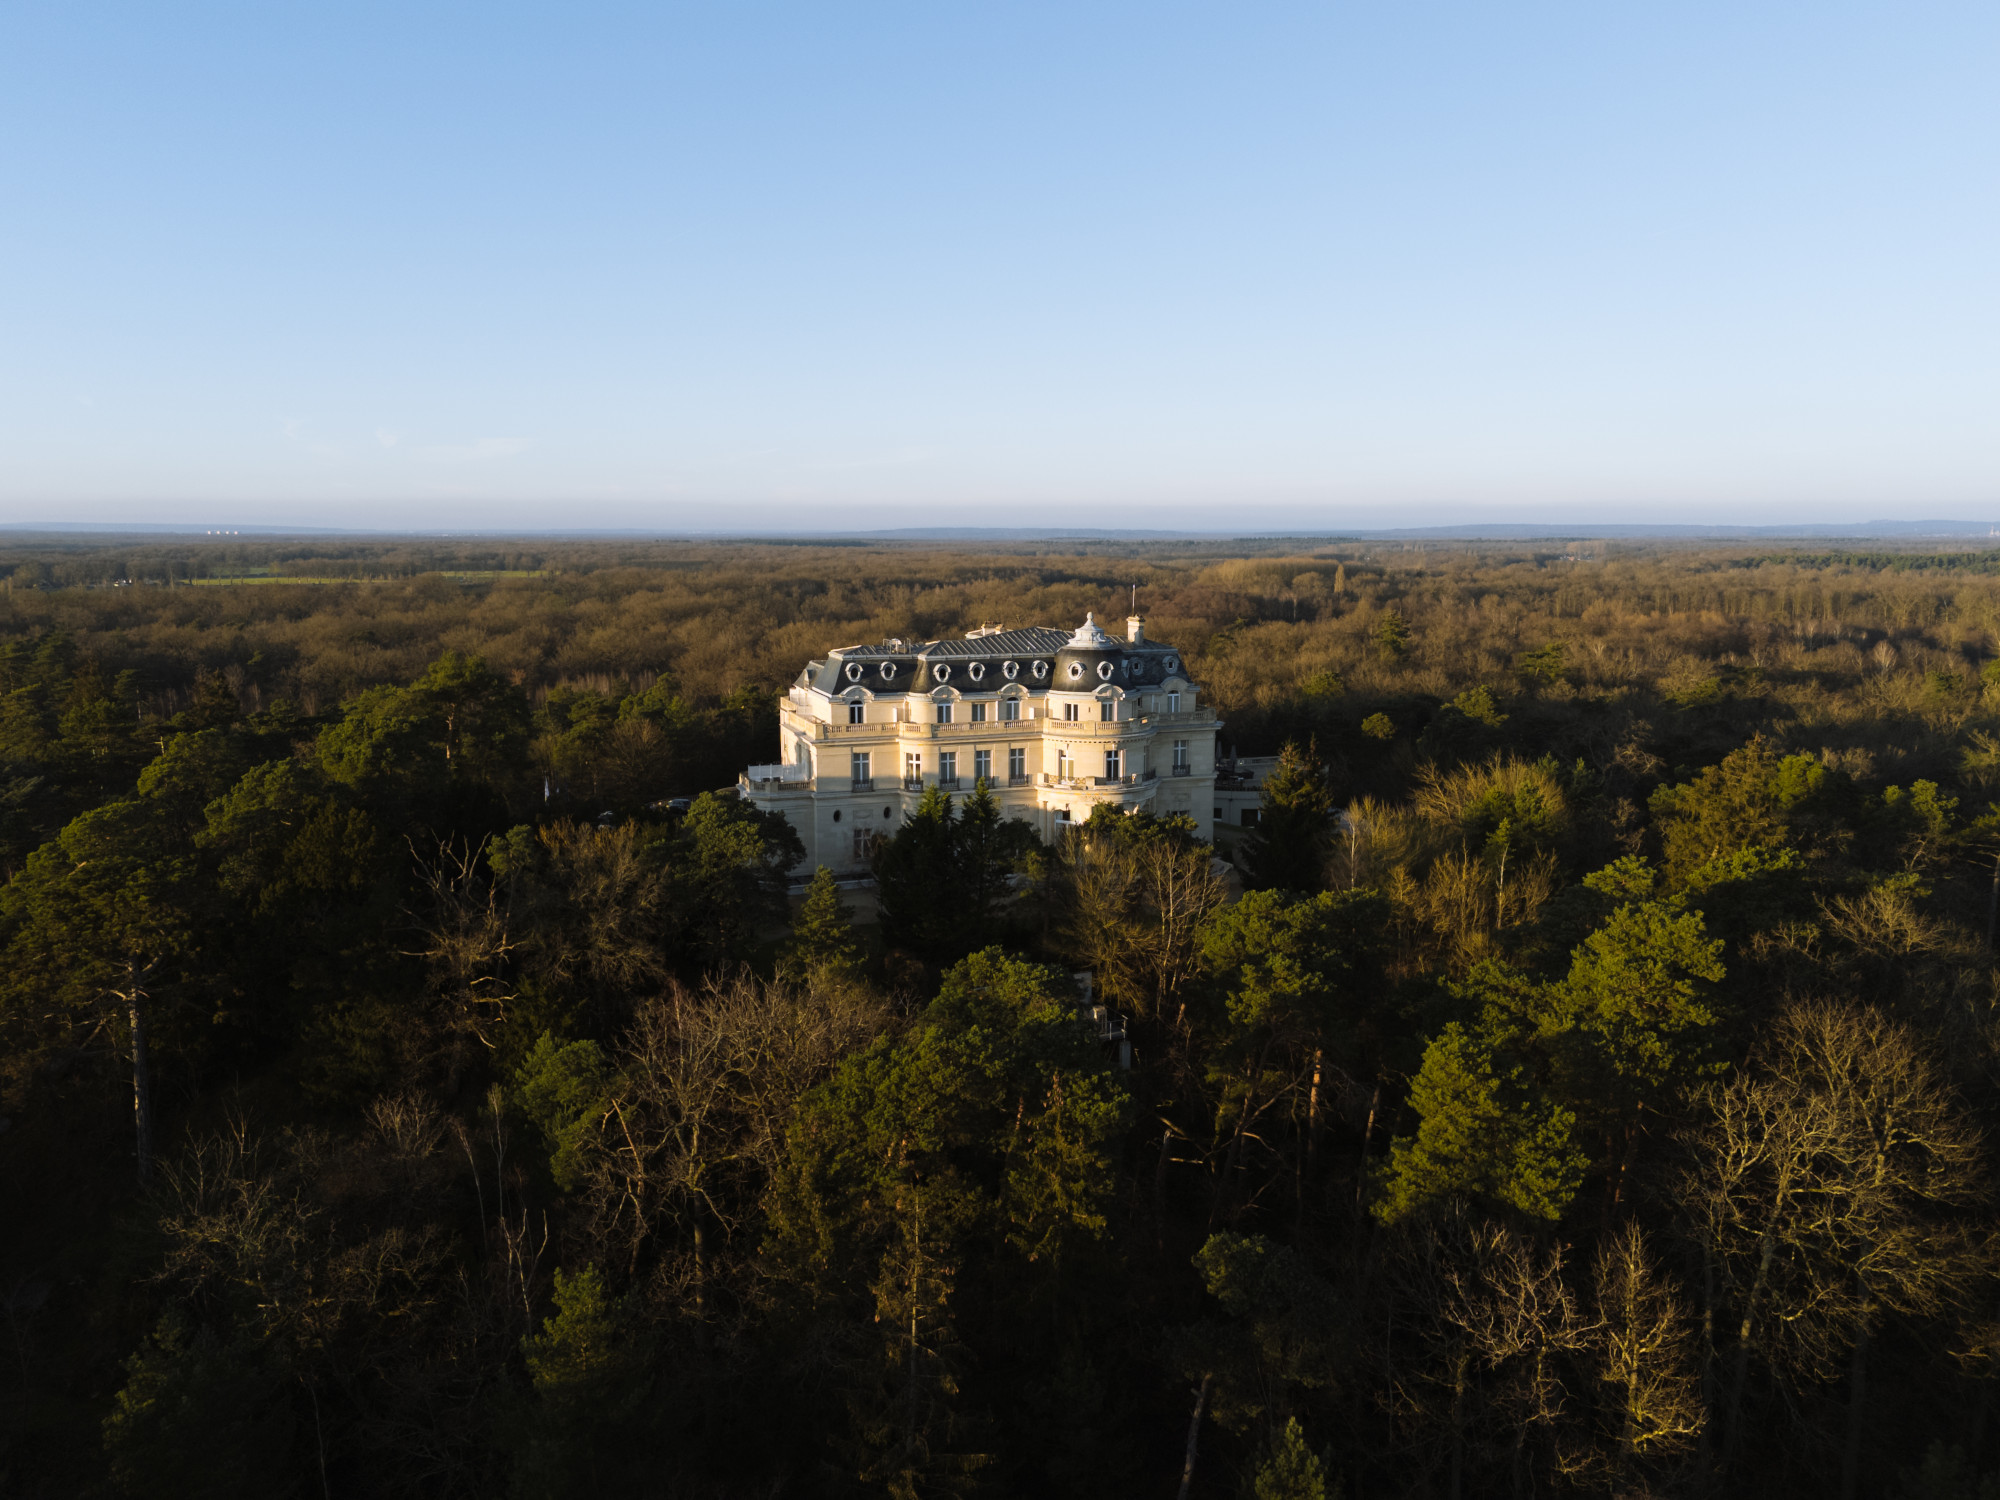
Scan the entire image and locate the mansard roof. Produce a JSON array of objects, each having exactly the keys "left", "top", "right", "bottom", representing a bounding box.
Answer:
[
  {"left": 923, "top": 626, "right": 1074, "bottom": 658},
  {"left": 810, "top": 618, "right": 1188, "bottom": 696},
  {"left": 831, "top": 623, "right": 1183, "bottom": 661}
]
